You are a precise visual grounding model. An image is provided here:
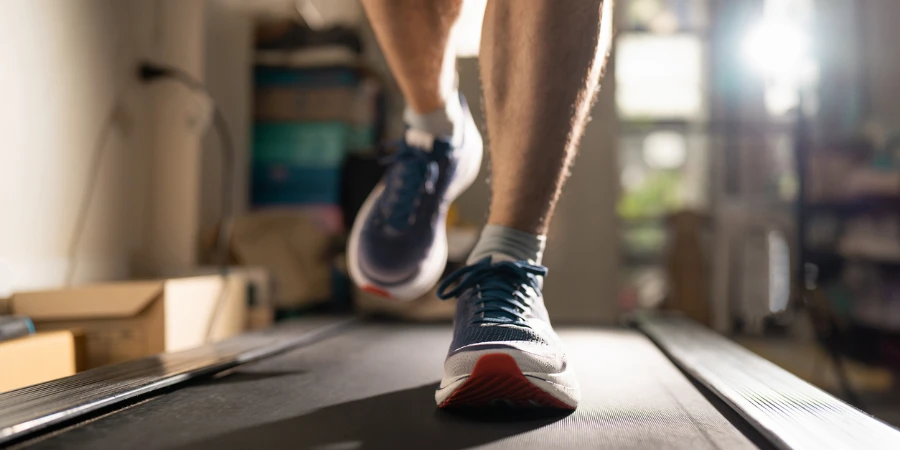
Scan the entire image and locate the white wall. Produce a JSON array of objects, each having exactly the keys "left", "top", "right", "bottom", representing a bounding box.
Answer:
[
  {"left": 138, "top": 1, "right": 207, "bottom": 276},
  {"left": 200, "top": 0, "right": 254, "bottom": 233},
  {"left": 0, "top": 0, "right": 206, "bottom": 294},
  {"left": 0, "top": 0, "right": 148, "bottom": 293}
]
